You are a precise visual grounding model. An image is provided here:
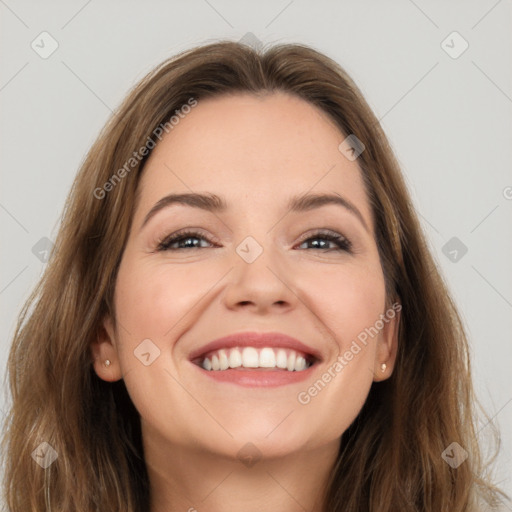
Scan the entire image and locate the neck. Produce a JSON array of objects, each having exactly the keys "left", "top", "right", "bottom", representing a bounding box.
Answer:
[{"left": 144, "top": 427, "right": 339, "bottom": 512}]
